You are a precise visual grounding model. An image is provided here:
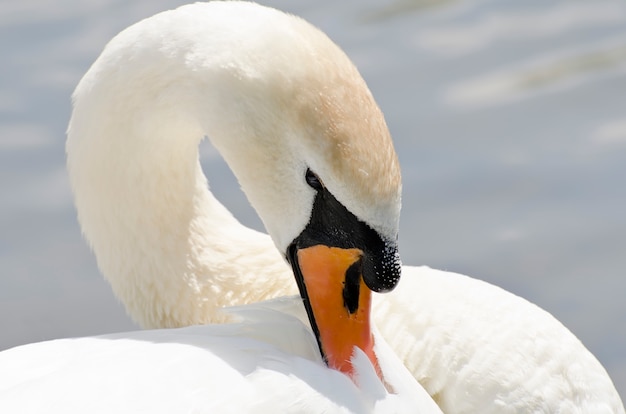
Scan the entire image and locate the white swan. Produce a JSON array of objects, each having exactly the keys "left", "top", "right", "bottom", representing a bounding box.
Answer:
[{"left": 7, "top": 1, "right": 624, "bottom": 413}]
